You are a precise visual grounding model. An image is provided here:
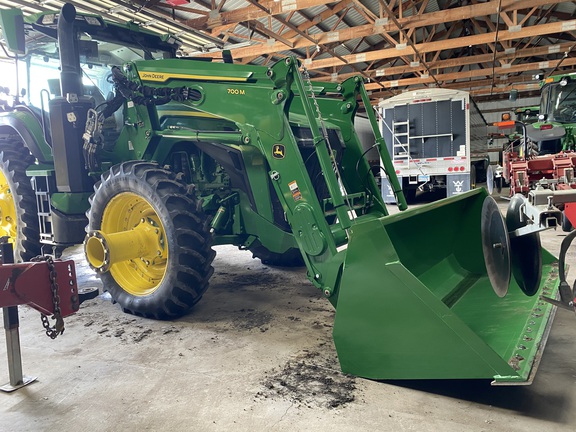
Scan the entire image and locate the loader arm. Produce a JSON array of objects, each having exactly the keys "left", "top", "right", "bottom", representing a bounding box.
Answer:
[{"left": 113, "top": 56, "right": 400, "bottom": 300}]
